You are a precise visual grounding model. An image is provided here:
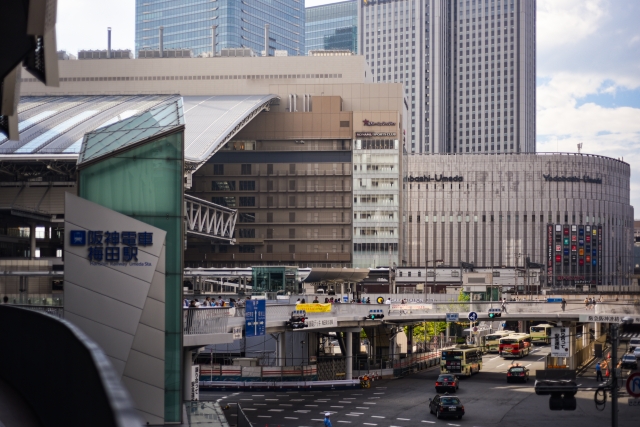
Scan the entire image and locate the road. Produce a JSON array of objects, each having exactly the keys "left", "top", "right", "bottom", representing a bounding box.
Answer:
[{"left": 203, "top": 345, "right": 638, "bottom": 427}]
